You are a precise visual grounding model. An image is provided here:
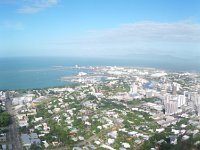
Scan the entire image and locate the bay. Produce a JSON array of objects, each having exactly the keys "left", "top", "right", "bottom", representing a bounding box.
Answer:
[{"left": 0, "top": 56, "right": 199, "bottom": 90}]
